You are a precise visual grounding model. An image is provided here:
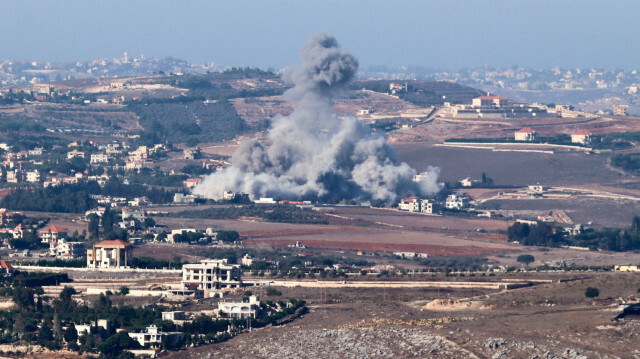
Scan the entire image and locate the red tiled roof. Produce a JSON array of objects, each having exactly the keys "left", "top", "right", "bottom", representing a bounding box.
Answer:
[
  {"left": 401, "top": 196, "right": 419, "bottom": 203},
  {"left": 516, "top": 127, "right": 536, "bottom": 133},
  {"left": 39, "top": 225, "right": 67, "bottom": 233},
  {"left": 573, "top": 129, "right": 592, "bottom": 136},
  {"left": 0, "top": 260, "right": 14, "bottom": 270}
]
